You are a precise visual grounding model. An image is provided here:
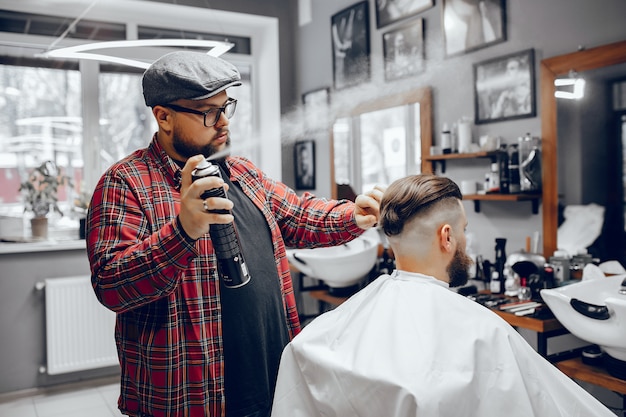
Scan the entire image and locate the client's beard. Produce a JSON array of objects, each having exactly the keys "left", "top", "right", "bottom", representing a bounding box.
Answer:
[{"left": 447, "top": 247, "right": 474, "bottom": 288}]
